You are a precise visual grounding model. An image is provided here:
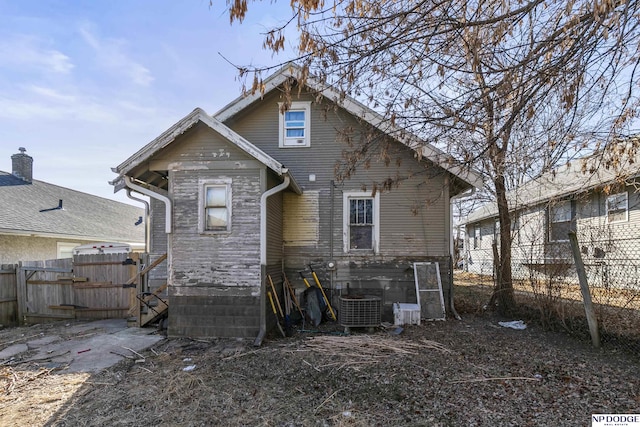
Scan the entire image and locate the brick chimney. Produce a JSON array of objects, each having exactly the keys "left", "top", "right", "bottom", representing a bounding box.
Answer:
[{"left": 11, "top": 147, "right": 33, "bottom": 183}]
